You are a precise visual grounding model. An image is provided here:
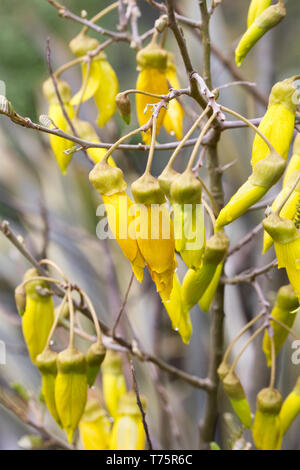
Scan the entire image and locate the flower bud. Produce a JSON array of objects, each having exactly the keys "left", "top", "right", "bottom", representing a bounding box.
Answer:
[
  {"left": 235, "top": 3, "right": 286, "bottom": 67},
  {"left": 131, "top": 173, "right": 166, "bottom": 205},
  {"left": 101, "top": 351, "right": 127, "bottom": 418},
  {"left": 222, "top": 371, "right": 252, "bottom": 428},
  {"left": 110, "top": 391, "right": 146, "bottom": 450},
  {"left": 55, "top": 347, "right": 87, "bottom": 443},
  {"left": 263, "top": 285, "right": 299, "bottom": 366},
  {"left": 158, "top": 166, "right": 180, "bottom": 199},
  {"left": 115, "top": 93, "right": 131, "bottom": 125},
  {"left": 170, "top": 170, "right": 202, "bottom": 204},
  {"left": 182, "top": 232, "right": 229, "bottom": 310},
  {"left": 86, "top": 341, "right": 106, "bottom": 387},
  {"left": 36, "top": 348, "right": 61, "bottom": 427},
  {"left": 89, "top": 159, "right": 127, "bottom": 196},
  {"left": 15, "top": 283, "right": 26, "bottom": 316},
  {"left": 252, "top": 388, "right": 283, "bottom": 450},
  {"left": 217, "top": 361, "right": 230, "bottom": 381},
  {"left": 79, "top": 399, "right": 111, "bottom": 450},
  {"left": 137, "top": 42, "right": 168, "bottom": 70},
  {"left": 43, "top": 77, "right": 72, "bottom": 105},
  {"left": 280, "top": 377, "right": 300, "bottom": 435},
  {"left": 22, "top": 269, "right": 54, "bottom": 363}
]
